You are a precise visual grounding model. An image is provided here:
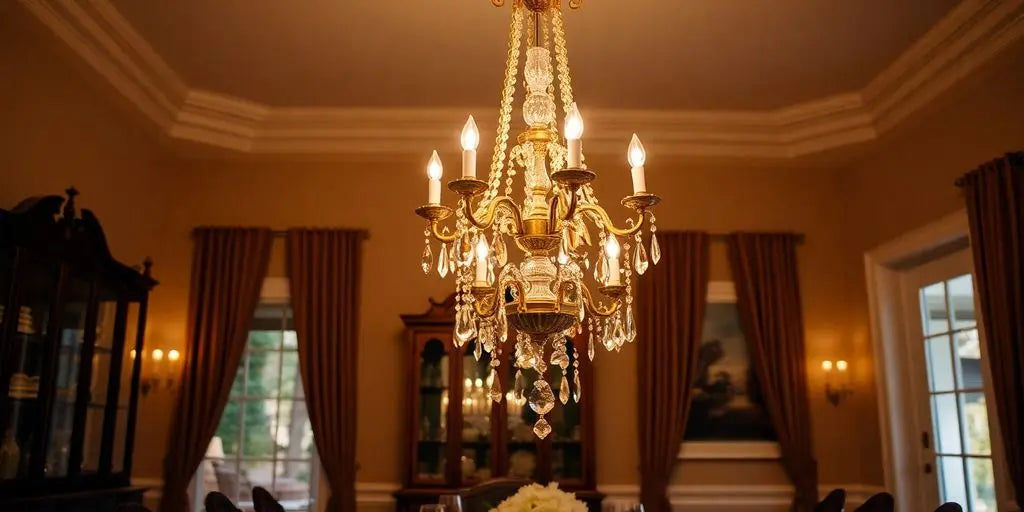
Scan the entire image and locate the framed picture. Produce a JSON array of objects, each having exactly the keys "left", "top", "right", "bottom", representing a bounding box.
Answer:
[{"left": 679, "top": 281, "right": 780, "bottom": 460}]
